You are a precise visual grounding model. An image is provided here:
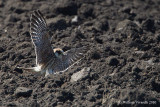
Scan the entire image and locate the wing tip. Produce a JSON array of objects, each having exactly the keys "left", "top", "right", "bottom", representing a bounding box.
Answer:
[
  {"left": 29, "top": 9, "right": 48, "bottom": 44},
  {"left": 30, "top": 10, "right": 46, "bottom": 27}
]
